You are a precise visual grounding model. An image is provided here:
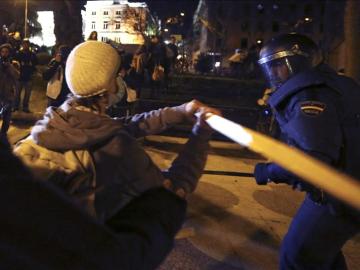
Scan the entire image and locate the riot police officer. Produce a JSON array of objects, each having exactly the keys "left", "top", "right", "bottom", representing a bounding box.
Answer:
[{"left": 254, "top": 33, "right": 360, "bottom": 269}]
